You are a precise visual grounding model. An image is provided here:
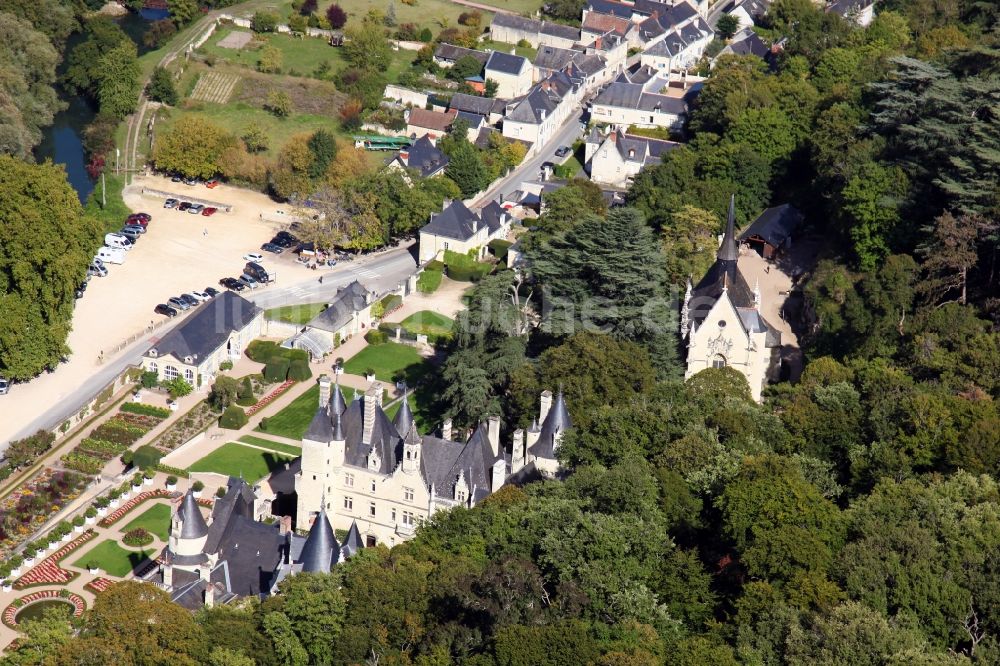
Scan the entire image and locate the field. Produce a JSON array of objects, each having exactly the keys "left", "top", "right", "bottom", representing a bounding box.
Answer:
[
  {"left": 343, "top": 342, "right": 430, "bottom": 385},
  {"left": 238, "top": 435, "right": 302, "bottom": 456},
  {"left": 265, "top": 302, "right": 327, "bottom": 325},
  {"left": 396, "top": 311, "right": 454, "bottom": 337},
  {"left": 277, "top": 0, "right": 496, "bottom": 34},
  {"left": 187, "top": 442, "right": 295, "bottom": 482},
  {"left": 73, "top": 540, "right": 155, "bottom": 577},
  {"left": 258, "top": 383, "right": 357, "bottom": 440},
  {"left": 121, "top": 503, "right": 172, "bottom": 541}
]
